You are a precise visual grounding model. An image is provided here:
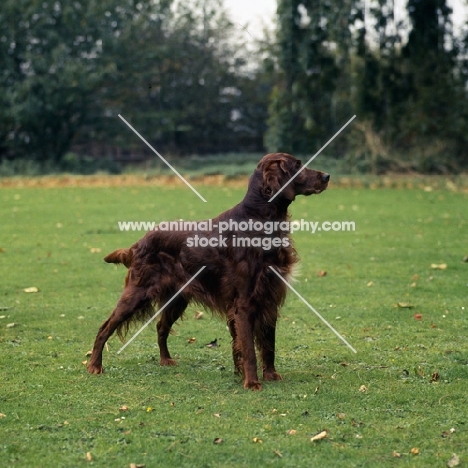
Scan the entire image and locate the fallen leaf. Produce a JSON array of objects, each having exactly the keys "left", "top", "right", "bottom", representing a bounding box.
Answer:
[
  {"left": 430, "top": 372, "right": 440, "bottom": 382},
  {"left": 6, "top": 323, "right": 15, "bottom": 328},
  {"left": 410, "top": 447, "right": 420, "bottom": 455},
  {"left": 253, "top": 437, "right": 263, "bottom": 444},
  {"left": 213, "top": 413, "right": 220, "bottom": 418},
  {"left": 194, "top": 311, "right": 204, "bottom": 320},
  {"left": 430, "top": 263, "right": 447, "bottom": 270},
  {"left": 86, "top": 452, "right": 92, "bottom": 462},
  {"left": 359, "top": 385, "right": 368, "bottom": 393},
  {"left": 336, "top": 413, "right": 346, "bottom": 420},
  {"left": 411, "top": 274, "right": 420, "bottom": 281},
  {"left": 273, "top": 450, "right": 283, "bottom": 458},
  {"left": 146, "top": 407, "right": 153, "bottom": 413},
  {"left": 81, "top": 360, "right": 87, "bottom": 365},
  {"left": 447, "top": 454, "right": 460, "bottom": 468},
  {"left": 450, "top": 428, "right": 456, "bottom": 433},
  {"left": 205, "top": 338, "right": 218, "bottom": 348},
  {"left": 120, "top": 405, "right": 129, "bottom": 412},
  {"left": 85, "top": 350, "right": 92, "bottom": 356},
  {"left": 23, "top": 287, "right": 39, "bottom": 293},
  {"left": 317, "top": 270, "right": 327, "bottom": 277},
  {"left": 287, "top": 429, "right": 297, "bottom": 435},
  {"left": 213, "top": 438, "right": 224, "bottom": 444},
  {"left": 310, "top": 429, "right": 328, "bottom": 442},
  {"left": 0, "top": 413, "right": 6, "bottom": 418},
  {"left": 392, "top": 451, "right": 402, "bottom": 458},
  {"left": 414, "top": 314, "right": 422, "bottom": 320},
  {"left": 89, "top": 247, "right": 102, "bottom": 253},
  {"left": 366, "top": 281, "right": 374, "bottom": 287},
  {"left": 396, "top": 302, "right": 413, "bottom": 309},
  {"left": 187, "top": 337, "right": 196, "bottom": 344}
]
